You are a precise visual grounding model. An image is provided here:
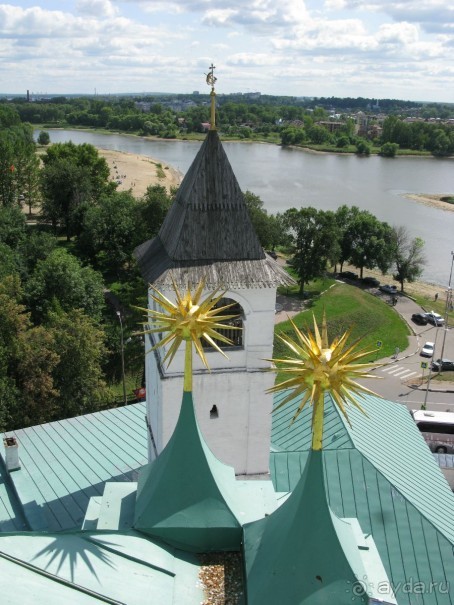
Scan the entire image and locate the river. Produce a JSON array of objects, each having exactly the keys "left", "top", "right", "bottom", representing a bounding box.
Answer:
[{"left": 38, "top": 129, "right": 454, "bottom": 286}]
